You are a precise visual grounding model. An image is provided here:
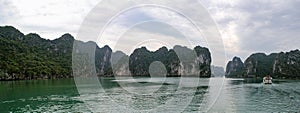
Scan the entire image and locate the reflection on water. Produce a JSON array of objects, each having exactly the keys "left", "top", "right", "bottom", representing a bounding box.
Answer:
[
  {"left": 0, "top": 79, "right": 88, "bottom": 112},
  {"left": 0, "top": 78, "right": 299, "bottom": 112}
]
